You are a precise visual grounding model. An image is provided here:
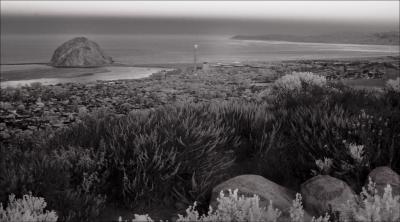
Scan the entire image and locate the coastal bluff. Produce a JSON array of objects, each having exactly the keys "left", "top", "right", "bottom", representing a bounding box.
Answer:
[{"left": 50, "top": 37, "right": 113, "bottom": 67}]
